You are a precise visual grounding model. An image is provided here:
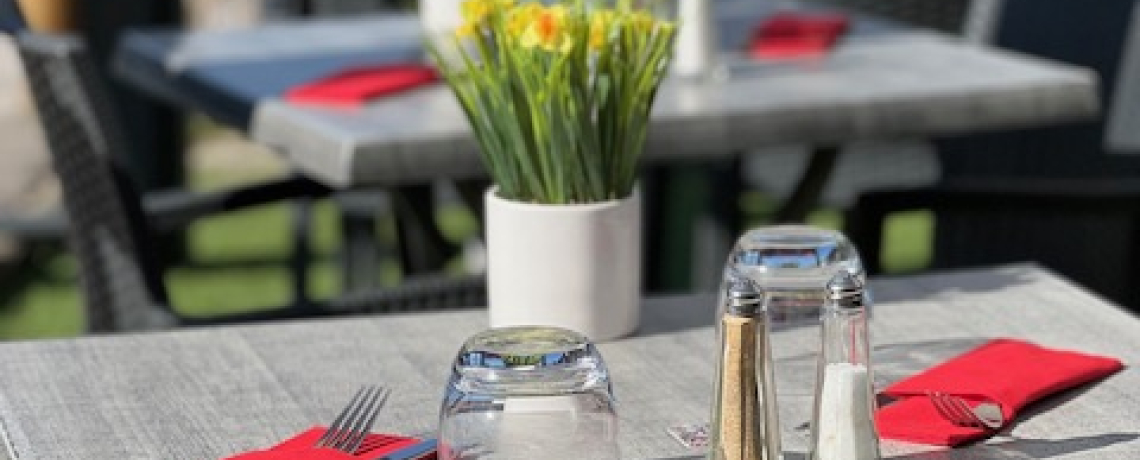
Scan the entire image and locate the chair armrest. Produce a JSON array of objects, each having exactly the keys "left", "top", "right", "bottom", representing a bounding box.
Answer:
[
  {"left": 0, "top": 209, "right": 67, "bottom": 242},
  {"left": 145, "top": 176, "right": 332, "bottom": 232},
  {"left": 326, "top": 274, "right": 487, "bottom": 313},
  {"left": 178, "top": 274, "right": 487, "bottom": 326}
]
